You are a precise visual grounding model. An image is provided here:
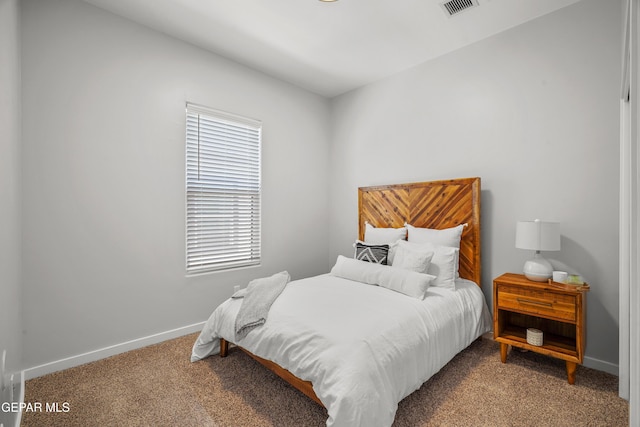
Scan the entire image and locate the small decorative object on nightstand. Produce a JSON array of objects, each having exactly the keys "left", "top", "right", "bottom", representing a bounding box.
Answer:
[
  {"left": 493, "top": 273, "right": 589, "bottom": 384},
  {"left": 526, "top": 328, "right": 543, "bottom": 346}
]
